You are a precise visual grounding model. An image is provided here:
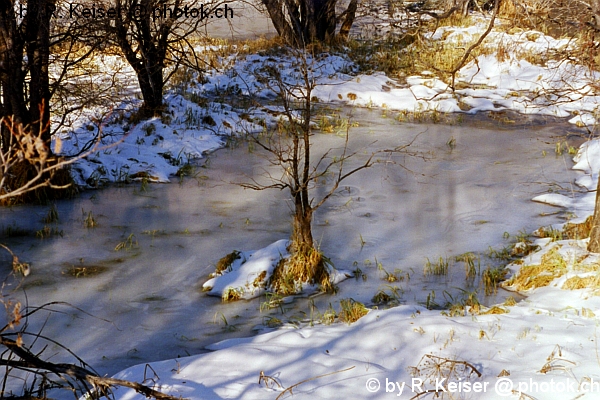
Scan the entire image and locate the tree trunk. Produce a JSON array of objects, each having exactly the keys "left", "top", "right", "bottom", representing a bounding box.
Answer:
[
  {"left": 26, "top": 0, "right": 53, "bottom": 144},
  {"left": 262, "top": 0, "right": 297, "bottom": 43},
  {"left": 136, "top": 63, "right": 165, "bottom": 117},
  {"left": 313, "top": 0, "right": 337, "bottom": 41},
  {"left": 0, "top": 0, "right": 27, "bottom": 125},
  {"left": 291, "top": 201, "right": 314, "bottom": 253},
  {"left": 591, "top": 0, "right": 600, "bottom": 30},
  {"left": 0, "top": 0, "right": 53, "bottom": 151},
  {"left": 588, "top": 174, "right": 600, "bottom": 252},
  {"left": 339, "top": 0, "right": 358, "bottom": 39},
  {"left": 261, "top": 0, "right": 341, "bottom": 45},
  {"left": 113, "top": 0, "right": 168, "bottom": 118}
]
